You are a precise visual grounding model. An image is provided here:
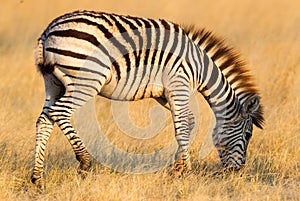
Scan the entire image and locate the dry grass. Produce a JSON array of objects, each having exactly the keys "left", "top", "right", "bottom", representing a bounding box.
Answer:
[{"left": 0, "top": 0, "right": 299, "bottom": 200}]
